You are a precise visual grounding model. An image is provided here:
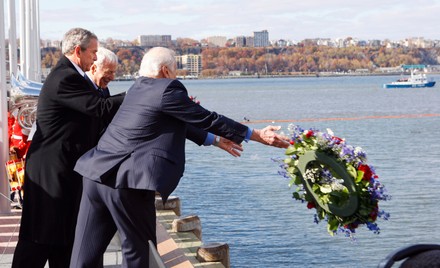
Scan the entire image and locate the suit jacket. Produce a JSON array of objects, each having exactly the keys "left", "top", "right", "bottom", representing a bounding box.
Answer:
[
  {"left": 75, "top": 77, "right": 248, "bottom": 201},
  {"left": 83, "top": 74, "right": 111, "bottom": 98},
  {"left": 20, "top": 56, "right": 125, "bottom": 246},
  {"left": 83, "top": 75, "right": 122, "bottom": 134}
]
